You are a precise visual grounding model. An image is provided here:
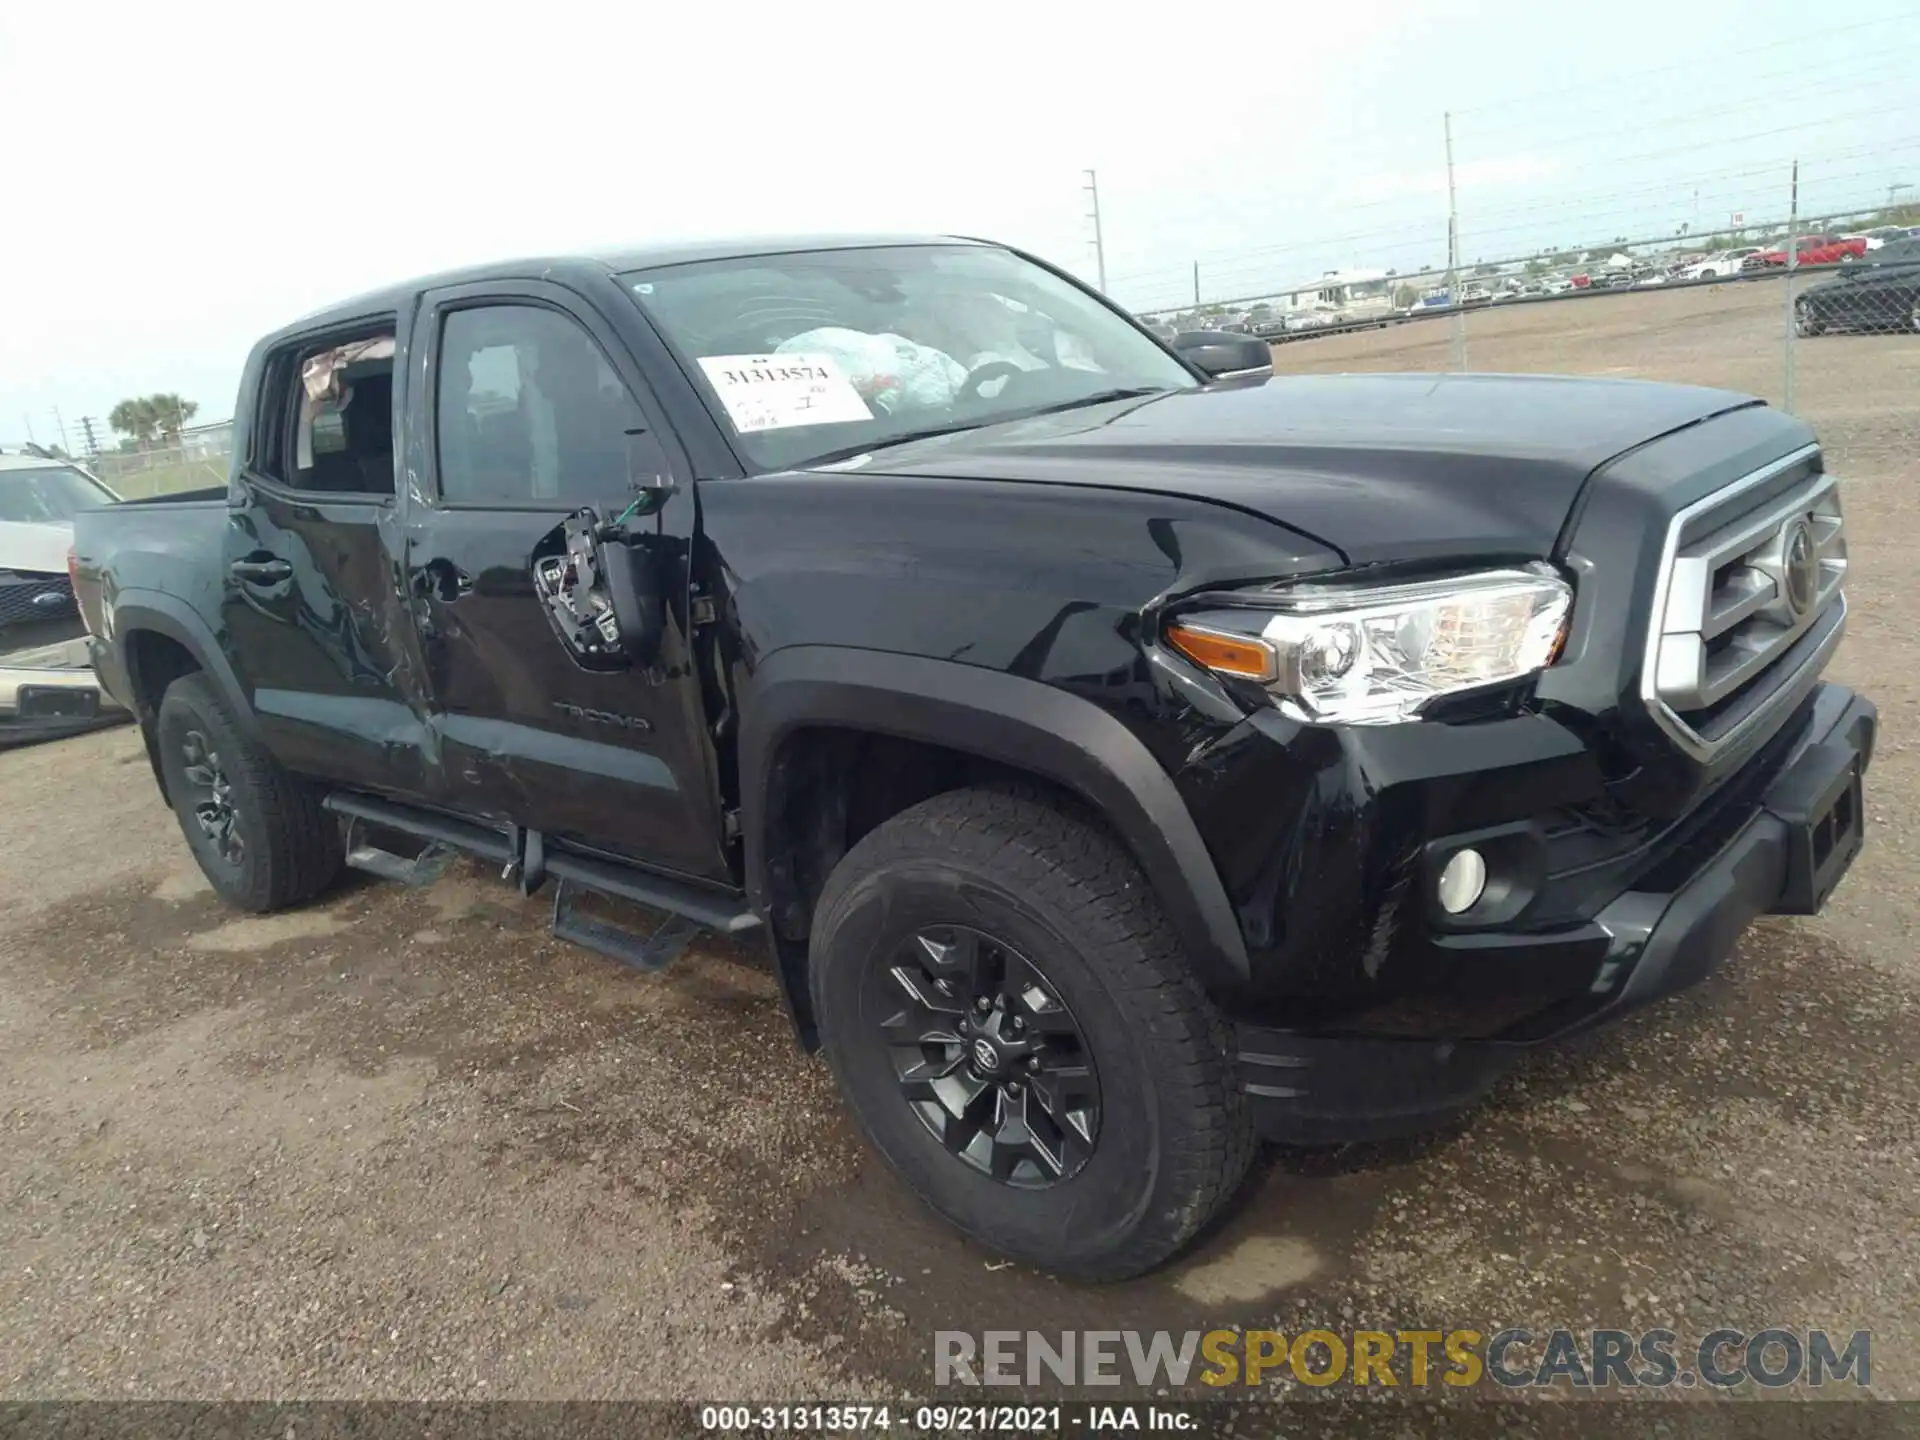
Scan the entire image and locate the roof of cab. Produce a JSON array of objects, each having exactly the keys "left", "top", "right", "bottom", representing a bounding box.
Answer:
[{"left": 274, "top": 233, "right": 988, "bottom": 338}]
